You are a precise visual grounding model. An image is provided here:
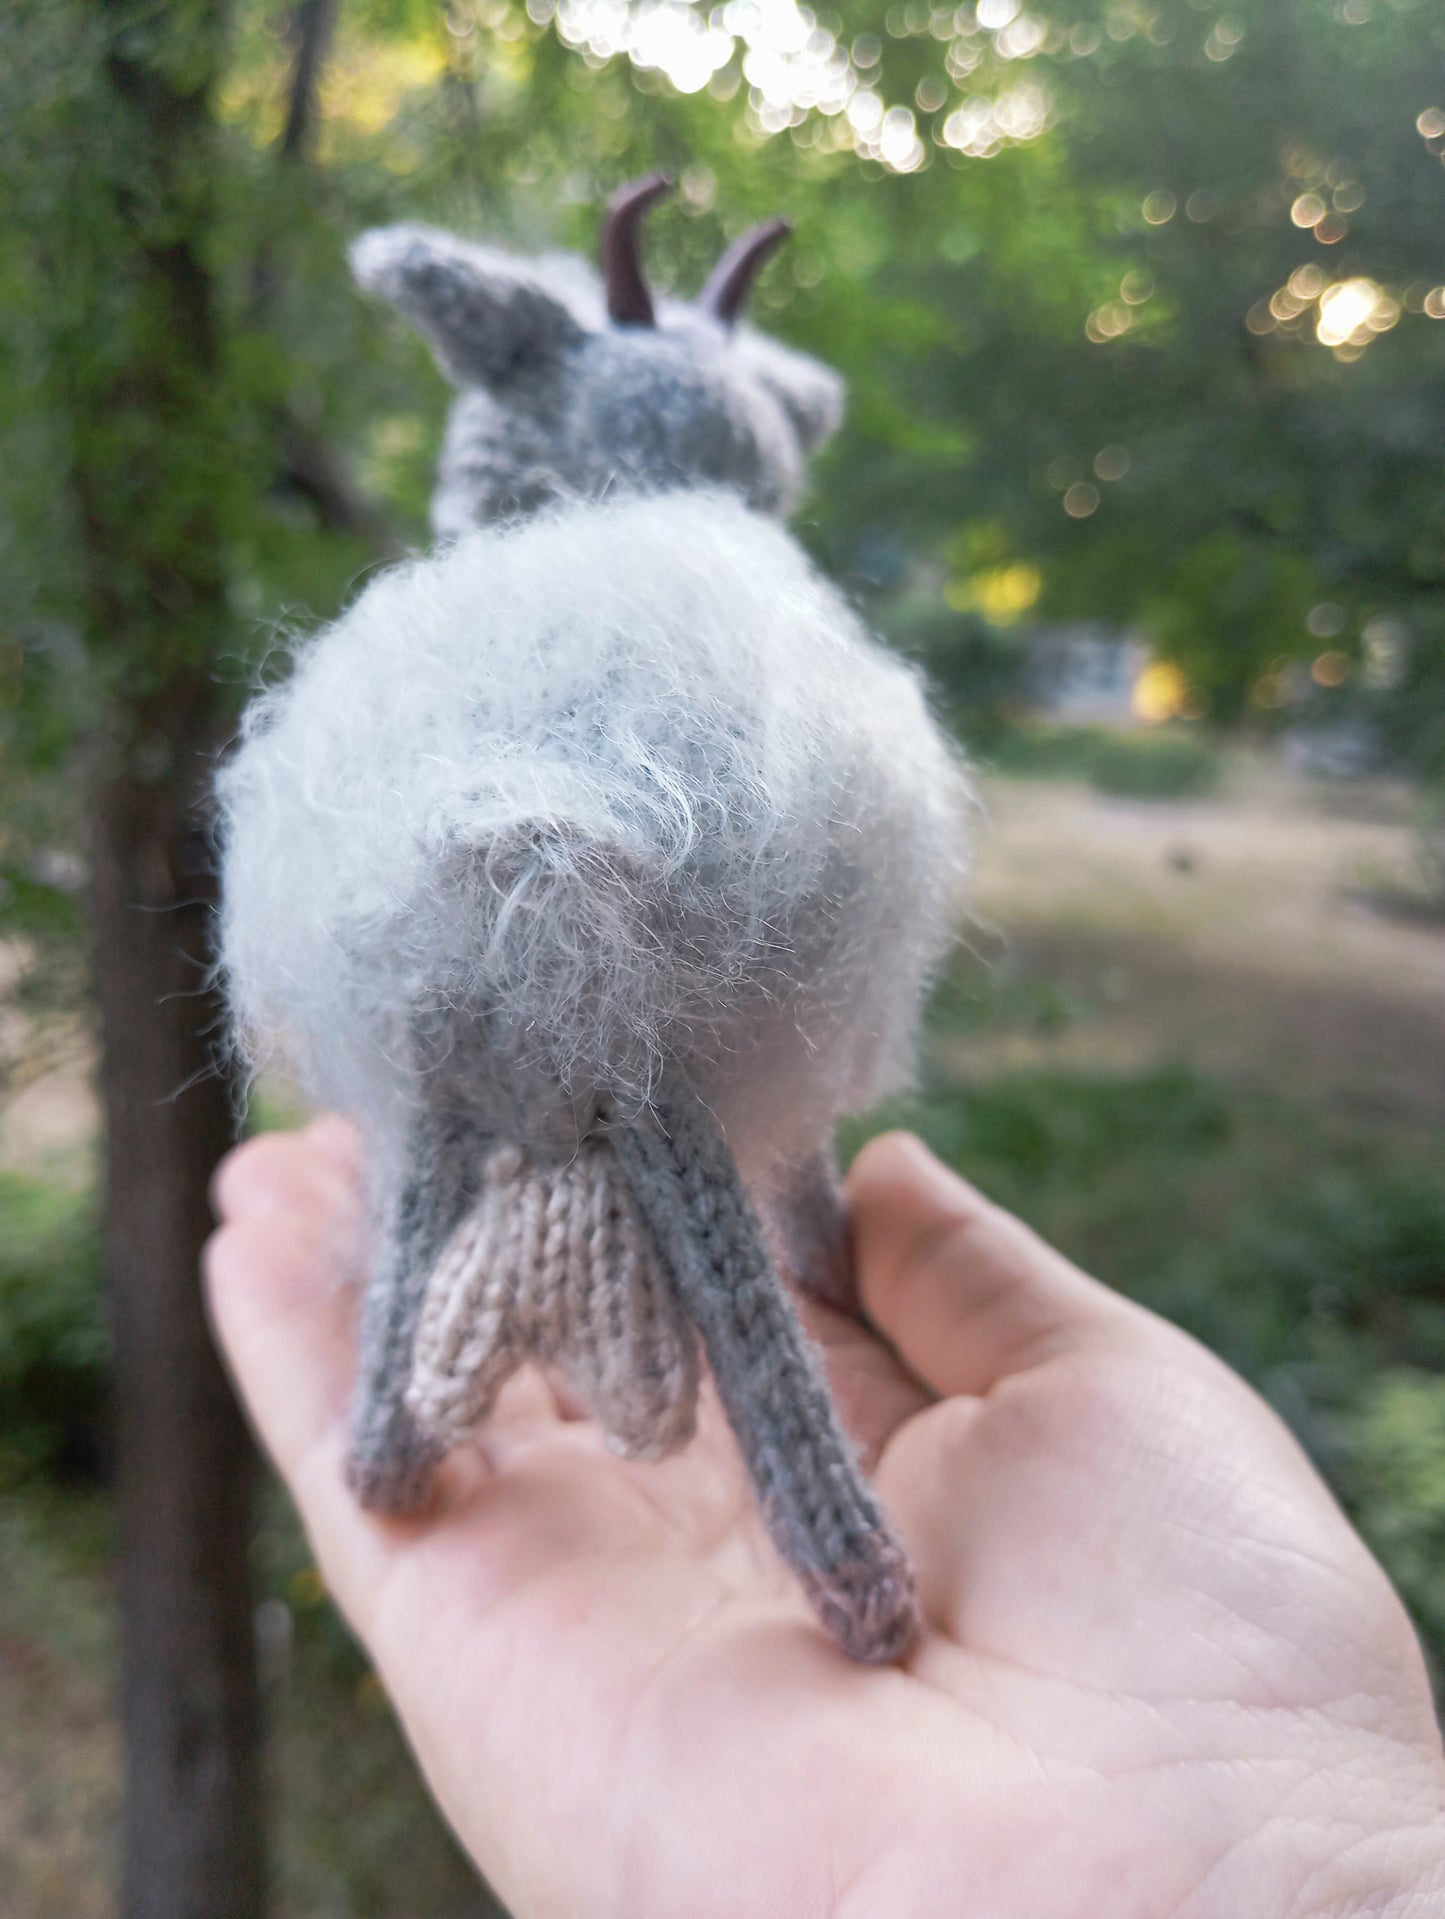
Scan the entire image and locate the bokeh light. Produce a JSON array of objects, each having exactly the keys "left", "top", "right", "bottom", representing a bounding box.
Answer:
[
  {"left": 551, "top": 0, "right": 1060, "bottom": 169},
  {"left": 1131, "top": 659, "right": 1192, "bottom": 722},
  {"left": 1311, "top": 651, "right": 1351, "bottom": 687},
  {"left": 947, "top": 561, "right": 1043, "bottom": 620},
  {"left": 1307, "top": 603, "right": 1346, "bottom": 639},
  {"left": 940, "top": 80, "right": 1051, "bottom": 157},
  {"left": 1316, "top": 278, "right": 1400, "bottom": 349},
  {"left": 1250, "top": 269, "right": 1404, "bottom": 360}
]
